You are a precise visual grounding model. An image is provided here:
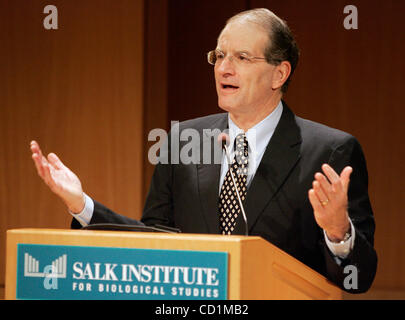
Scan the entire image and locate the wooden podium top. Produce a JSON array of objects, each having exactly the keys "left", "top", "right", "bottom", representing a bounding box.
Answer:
[{"left": 6, "top": 228, "right": 342, "bottom": 300}]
